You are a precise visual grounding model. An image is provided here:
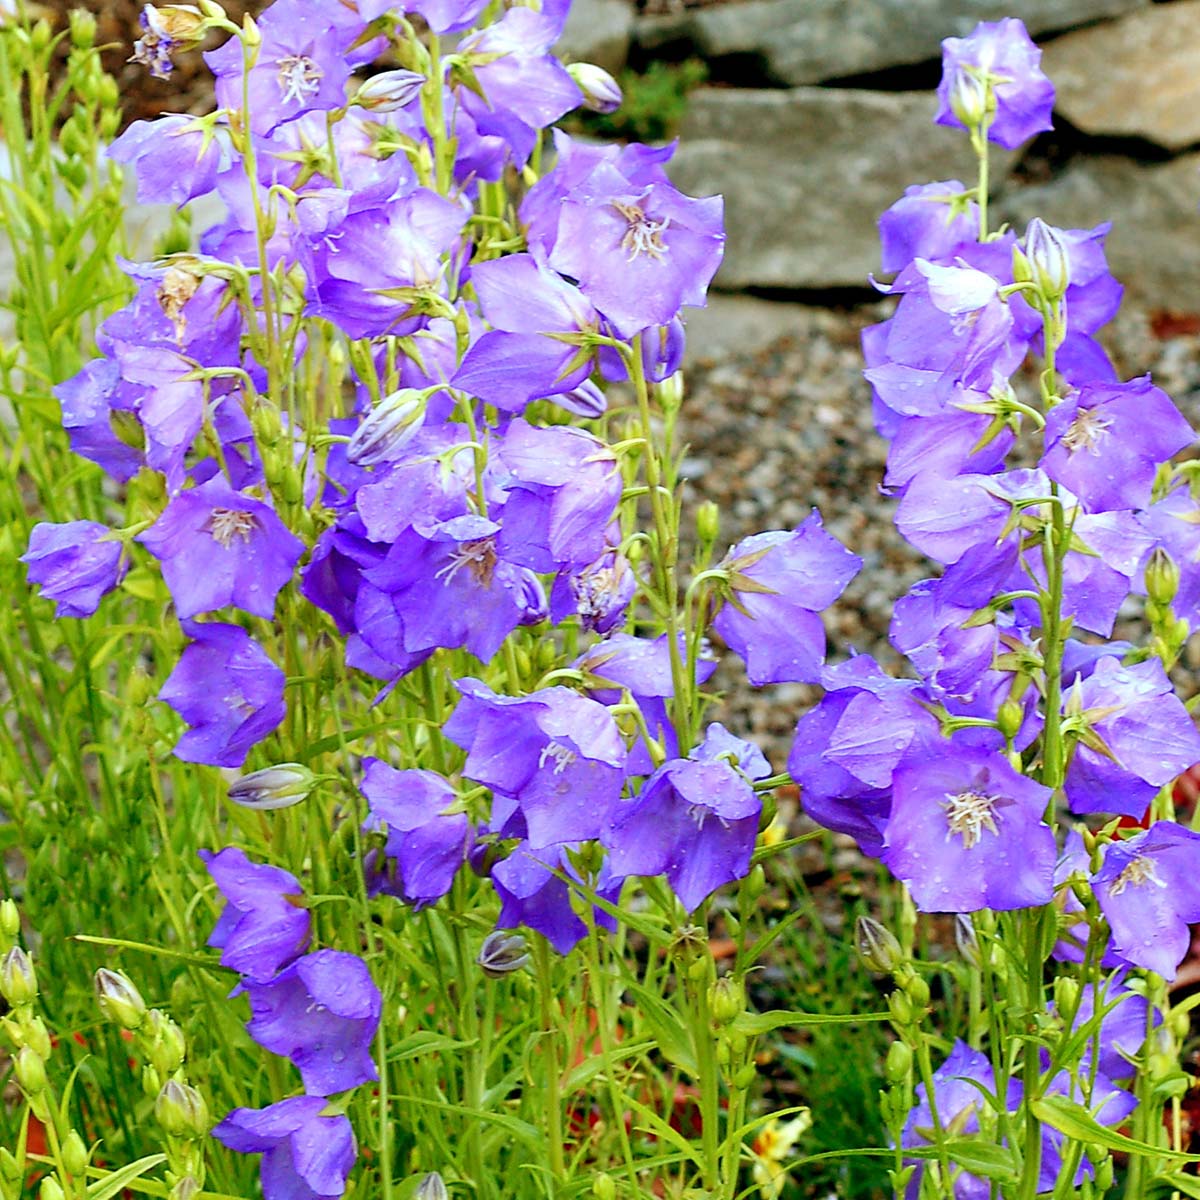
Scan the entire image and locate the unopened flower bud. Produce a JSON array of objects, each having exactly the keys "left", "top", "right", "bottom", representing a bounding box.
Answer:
[
  {"left": 0, "top": 1148, "right": 21, "bottom": 1185},
  {"left": 227, "top": 763, "right": 317, "bottom": 811},
  {"left": 355, "top": 69, "right": 426, "bottom": 112},
  {"left": 1, "top": 946, "right": 37, "bottom": 1006},
  {"left": 477, "top": 930, "right": 530, "bottom": 978},
  {"left": 1053, "top": 974, "right": 1079, "bottom": 1018},
  {"left": 1145, "top": 547, "right": 1181, "bottom": 608},
  {"left": 592, "top": 1173, "right": 616, "bottom": 1200},
  {"left": 555, "top": 378, "right": 607, "bottom": 419},
  {"left": 156, "top": 1079, "right": 209, "bottom": 1139},
  {"left": 24, "top": 1016, "right": 51, "bottom": 1062},
  {"left": 855, "top": 916, "right": 902, "bottom": 975},
  {"left": 171, "top": 1177, "right": 203, "bottom": 1200},
  {"left": 94, "top": 967, "right": 146, "bottom": 1029},
  {"left": 954, "top": 914, "right": 982, "bottom": 969},
  {"left": 70, "top": 9, "right": 97, "bottom": 48},
  {"left": 143, "top": 1064, "right": 163, "bottom": 1098},
  {"left": 346, "top": 389, "right": 427, "bottom": 467},
  {"left": 0, "top": 899, "right": 19, "bottom": 942},
  {"left": 14, "top": 1046, "right": 47, "bottom": 1095},
  {"left": 38, "top": 1175, "right": 65, "bottom": 1200},
  {"left": 905, "top": 973, "right": 930, "bottom": 1010},
  {"left": 885, "top": 1039, "right": 912, "bottom": 1083},
  {"left": 745, "top": 863, "right": 766, "bottom": 903},
  {"left": 996, "top": 698, "right": 1025, "bottom": 741},
  {"left": 696, "top": 500, "right": 720, "bottom": 548},
  {"left": 62, "top": 1131, "right": 89, "bottom": 1177},
  {"left": 733, "top": 1062, "right": 757, "bottom": 1089},
  {"left": 708, "top": 975, "right": 745, "bottom": 1026},
  {"left": 949, "top": 67, "right": 988, "bottom": 127},
  {"left": 1023, "top": 218, "right": 1071, "bottom": 301},
  {"left": 568, "top": 62, "right": 623, "bottom": 114},
  {"left": 150, "top": 1016, "right": 187, "bottom": 1077},
  {"left": 415, "top": 1172, "right": 449, "bottom": 1200}
]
